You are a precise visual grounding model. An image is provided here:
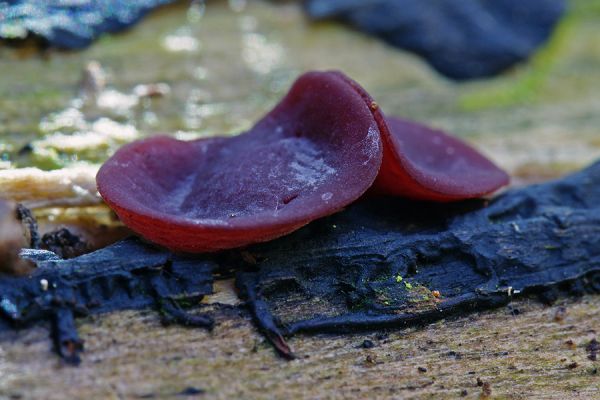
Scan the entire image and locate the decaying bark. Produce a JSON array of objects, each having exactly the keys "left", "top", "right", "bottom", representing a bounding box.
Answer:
[
  {"left": 0, "top": 200, "right": 32, "bottom": 274},
  {"left": 0, "top": 238, "right": 215, "bottom": 364},
  {"left": 236, "top": 160, "right": 600, "bottom": 355},
  {"left": 0, "top": 166, "right": 100, "bottom": 209},
  {"left": 2, "top": 161, "right": 600, "bottom": 363}
]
